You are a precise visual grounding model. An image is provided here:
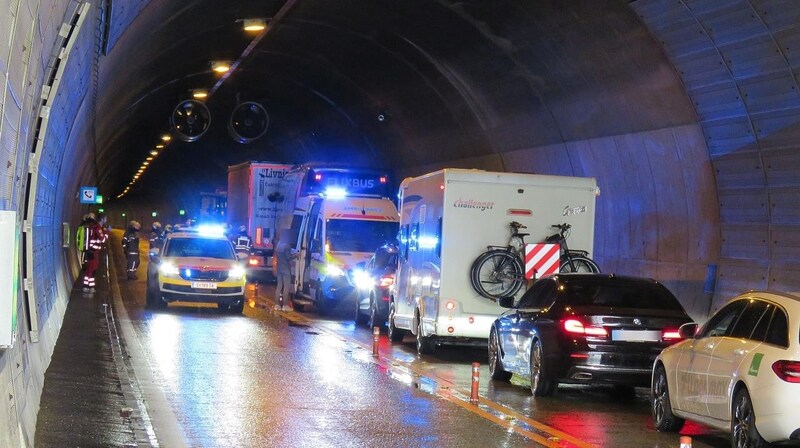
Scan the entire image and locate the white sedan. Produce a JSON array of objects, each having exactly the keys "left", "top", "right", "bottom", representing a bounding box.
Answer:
[{"left": 651, "top": 291, "right": 800, "bottom": 447}]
